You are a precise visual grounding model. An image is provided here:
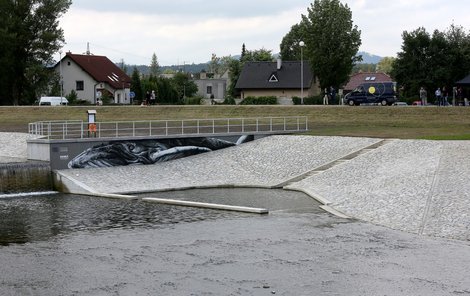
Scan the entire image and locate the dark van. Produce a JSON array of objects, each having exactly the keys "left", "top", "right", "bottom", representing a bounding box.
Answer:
[{"left": 344, "top": 82, "right": 397, "bottom": 106}]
